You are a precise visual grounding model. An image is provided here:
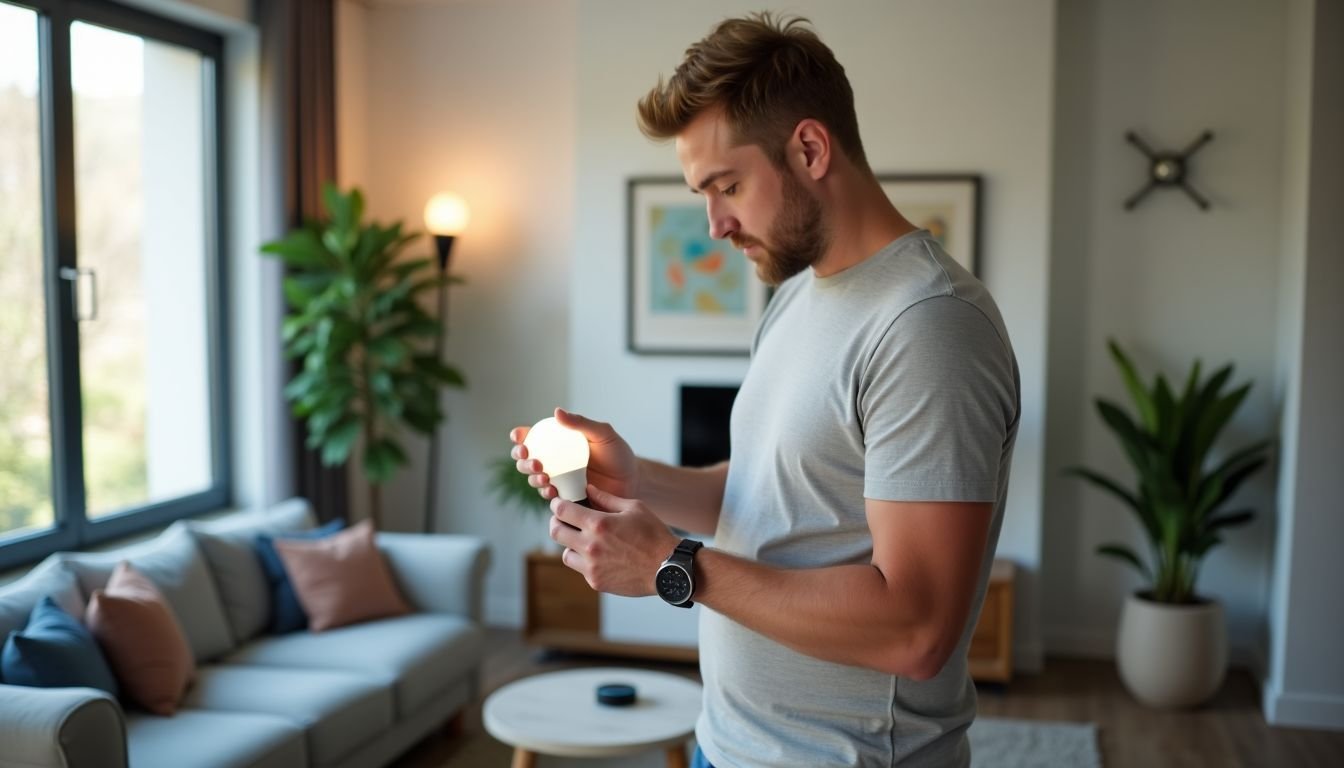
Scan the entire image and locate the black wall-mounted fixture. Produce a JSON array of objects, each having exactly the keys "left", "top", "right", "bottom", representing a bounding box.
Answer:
[{"left": 1124, "top": 130, "right": 1214, "bottom": 211}]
